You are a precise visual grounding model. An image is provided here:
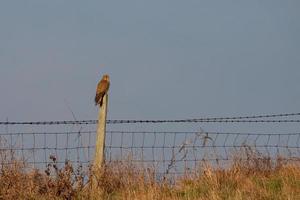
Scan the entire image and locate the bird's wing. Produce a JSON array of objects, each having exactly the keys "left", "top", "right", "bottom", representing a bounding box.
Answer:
[
  {"left": 95, "top": 79, "right": 110, "bottom": 105},
  {"left": 96, "top": 80, "right": 109, "bottom": 94}
]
